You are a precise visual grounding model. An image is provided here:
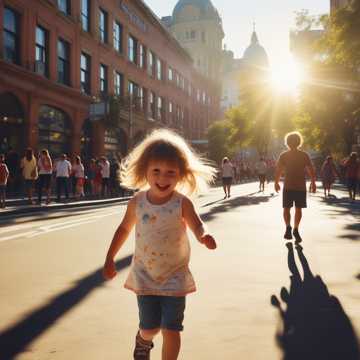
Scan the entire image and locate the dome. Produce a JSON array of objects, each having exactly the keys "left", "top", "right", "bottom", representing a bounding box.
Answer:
[
  {"left": 172, "top": 0, "right": 220, "bottom": 22},
  {"left": 243, "top": 31, "right": 269, "bottom": 68}
]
